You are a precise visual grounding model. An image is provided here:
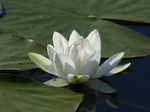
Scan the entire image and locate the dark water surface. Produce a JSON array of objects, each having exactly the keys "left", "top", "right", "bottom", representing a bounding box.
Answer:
[
  {"left": 96, "top": 56, "right": 150, "bottom": 112},
  {"left": 94, "top": 24, "right": 150, "bottom": 112}
]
